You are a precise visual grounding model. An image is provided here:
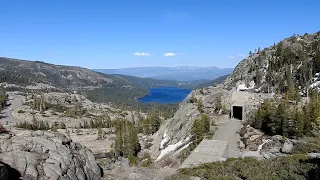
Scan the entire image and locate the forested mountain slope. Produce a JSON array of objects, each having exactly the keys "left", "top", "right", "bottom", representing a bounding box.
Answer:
[
  {"left": 0, "top": 57, "right": 181, "bottom": 105},
  {"left": 224, "top": 31, "right": 320, "bottom": 93},
  {"left": 0, "top": 57, "right": 112, "bottom": 90}
]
